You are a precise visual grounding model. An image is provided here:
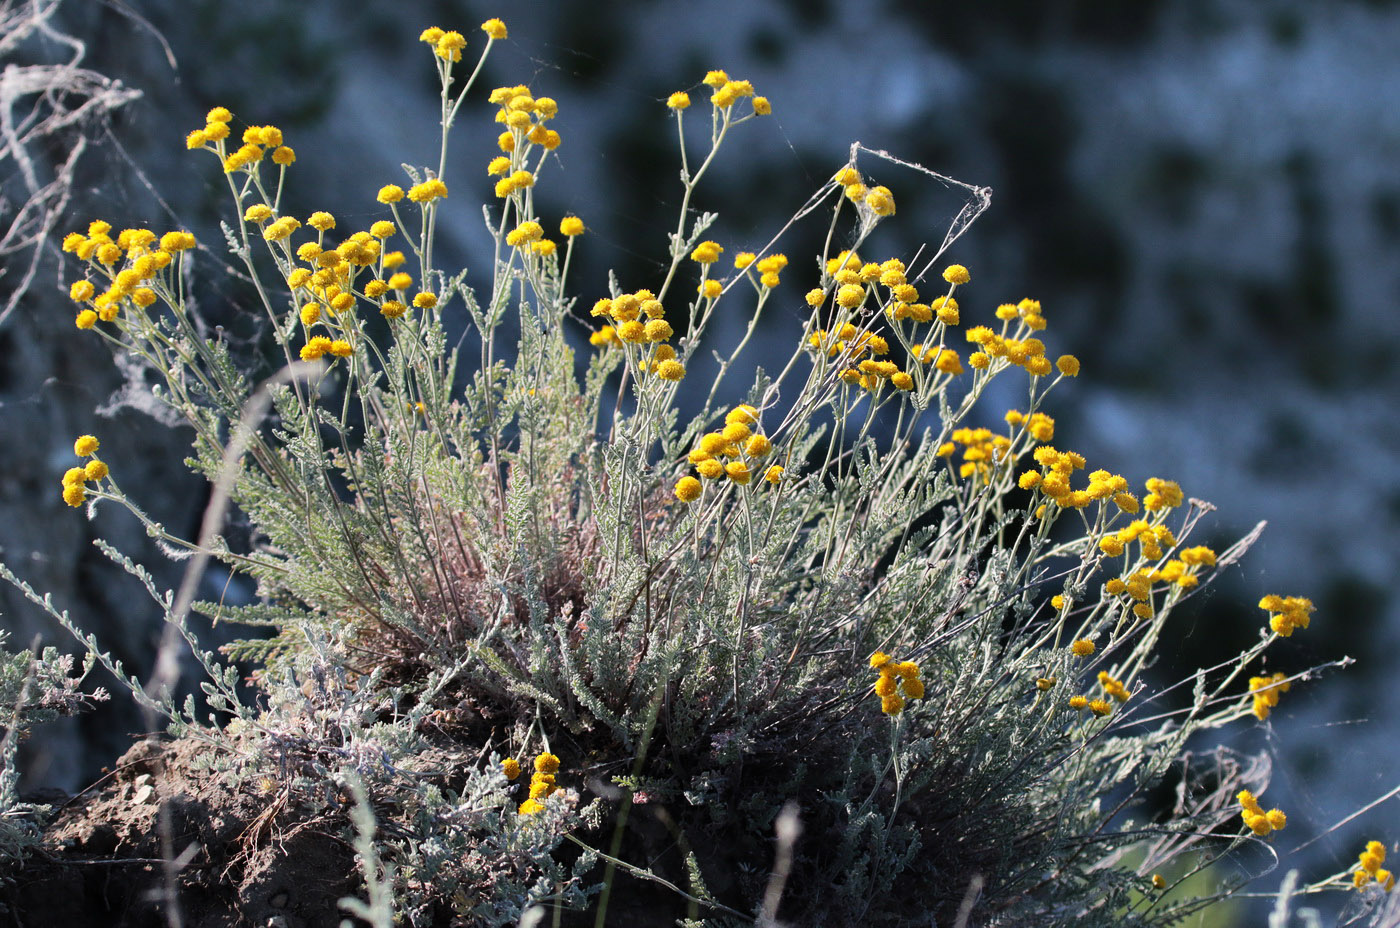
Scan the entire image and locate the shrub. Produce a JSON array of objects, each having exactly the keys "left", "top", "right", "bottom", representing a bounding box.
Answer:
[{"left": 7, "top": 17, "right": 1395, "bottom": 927}]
